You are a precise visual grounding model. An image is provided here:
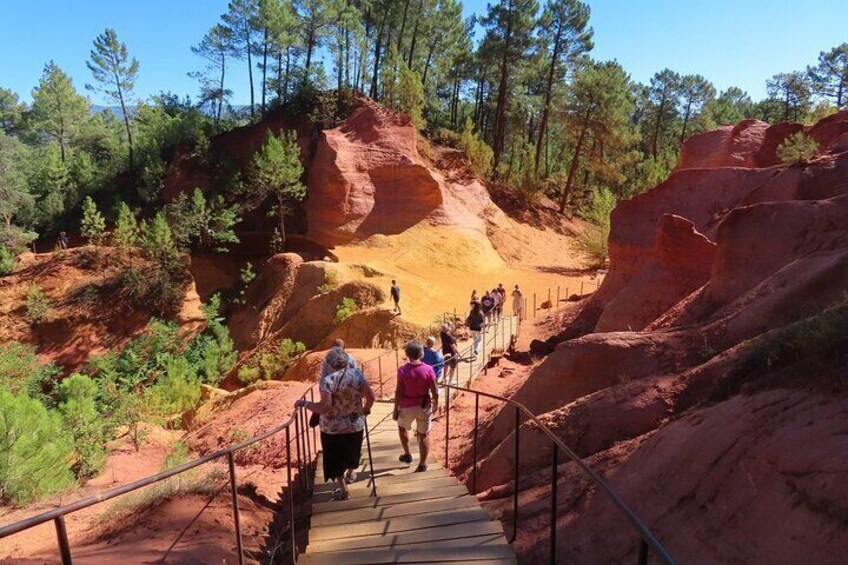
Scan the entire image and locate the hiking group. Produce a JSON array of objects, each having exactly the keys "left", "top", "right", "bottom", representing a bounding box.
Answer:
[{"left": 298, "top": 282, "right": 525, "bottom": 500}]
